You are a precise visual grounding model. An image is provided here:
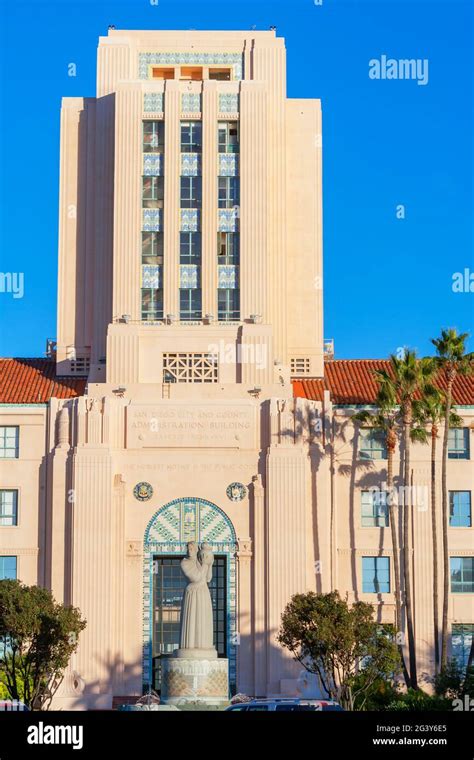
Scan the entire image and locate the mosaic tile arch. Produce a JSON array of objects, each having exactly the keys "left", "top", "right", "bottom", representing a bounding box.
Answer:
[{"left": 142, "top": 497, "right": 238, "bottom": 693}]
